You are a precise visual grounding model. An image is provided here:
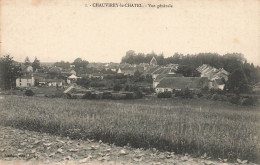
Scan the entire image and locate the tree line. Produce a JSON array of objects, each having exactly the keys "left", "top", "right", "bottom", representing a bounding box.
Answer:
[{"left": 121, "top": 50, "right": 260, "bottom": 93}]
